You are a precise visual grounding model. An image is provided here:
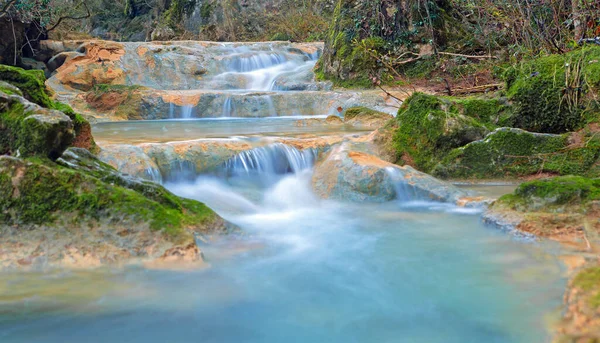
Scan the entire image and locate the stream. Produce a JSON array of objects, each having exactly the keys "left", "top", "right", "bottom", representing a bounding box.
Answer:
[{"left": 1, "top": 41, "right": 567, "bottom": 342}]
